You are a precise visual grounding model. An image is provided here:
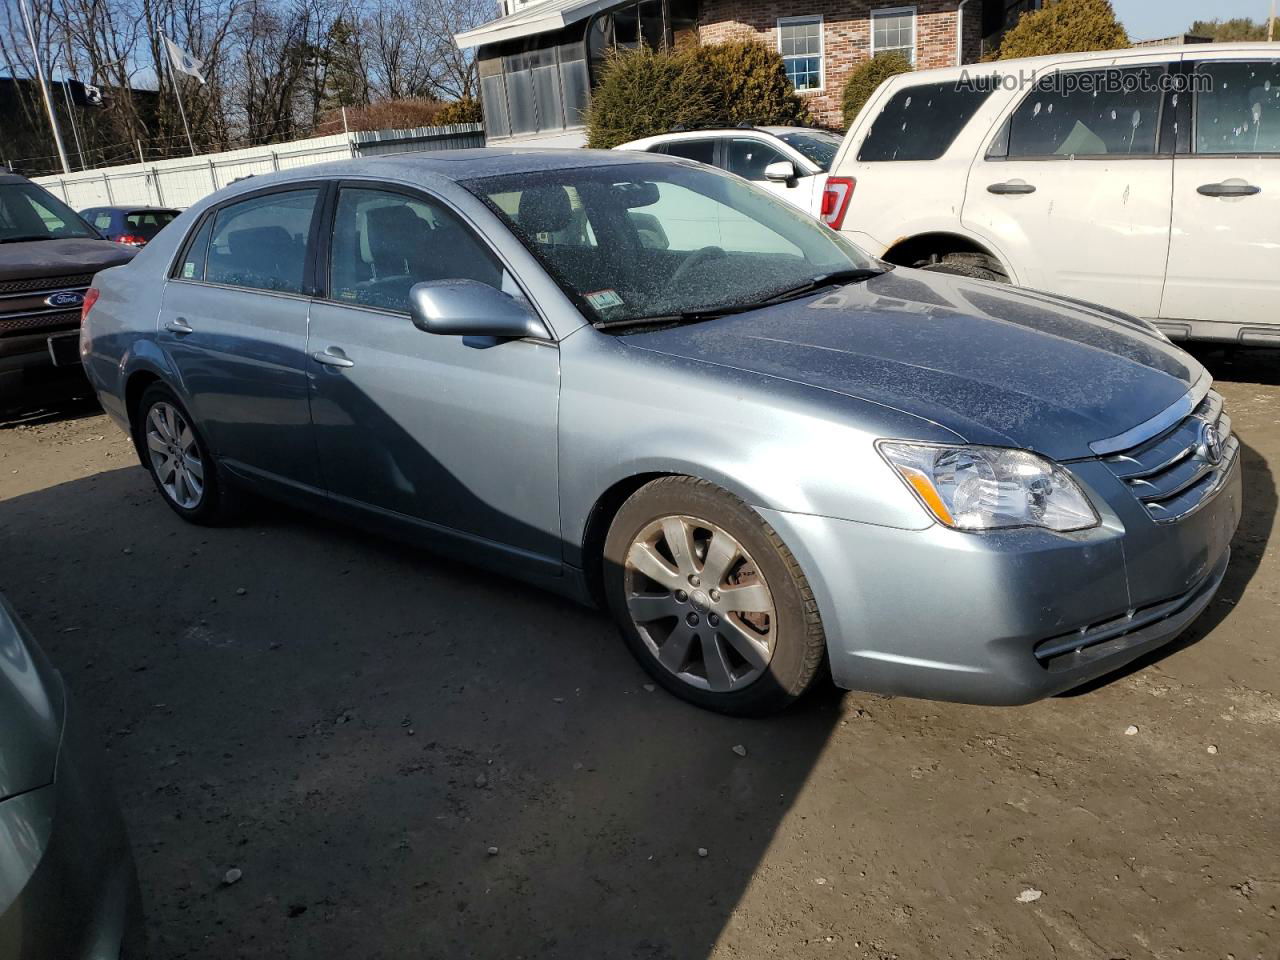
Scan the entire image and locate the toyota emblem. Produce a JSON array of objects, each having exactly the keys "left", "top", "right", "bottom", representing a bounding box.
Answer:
[{"left": 1199, "top": 421, "right": 1224, "bottom": 465}]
